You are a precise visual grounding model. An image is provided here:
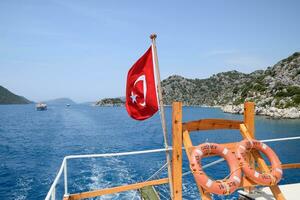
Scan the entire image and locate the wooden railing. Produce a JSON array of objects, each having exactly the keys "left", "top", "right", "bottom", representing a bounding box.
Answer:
[
  {"left": 65, "top": 178, "right": 169, "bottom": 200},
  {"left": 173, "top": 102, "right": 299, "bottom": 200},
  {"left": 182, "top": 118, "right": 243, "bottom": 131}
]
